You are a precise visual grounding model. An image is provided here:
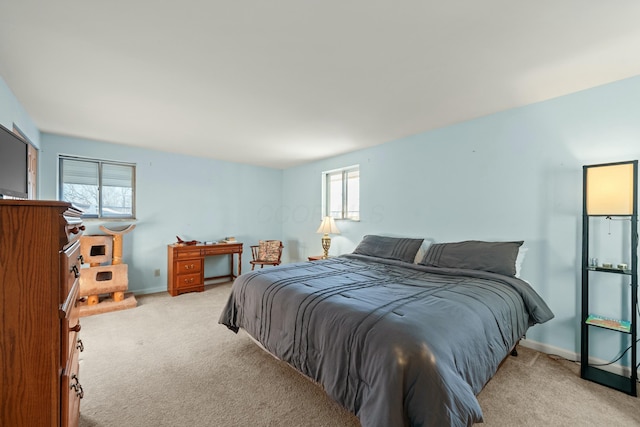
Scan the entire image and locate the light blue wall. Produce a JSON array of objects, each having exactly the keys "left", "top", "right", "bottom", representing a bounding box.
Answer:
[
  {"left": 282, "top": 75, "right": 640, "bottom": 362},
  {"left": 39, "top": 133, "right": 283, "bottom": 294},
  {"left": 0, "top": 75, "right": 40, "bottom": 146},
  {"left": 4, "top": 67, "right": 639, "bottom": 366}
]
